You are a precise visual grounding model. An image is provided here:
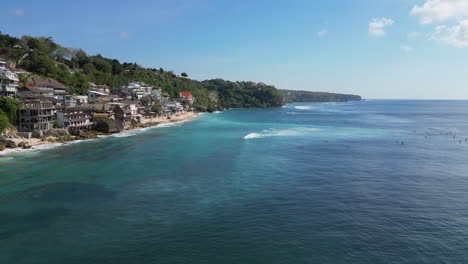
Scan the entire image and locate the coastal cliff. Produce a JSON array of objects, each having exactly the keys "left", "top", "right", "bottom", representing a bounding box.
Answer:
[{"left": 279, "top": 89, "right": 362, "bottom": 103}]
